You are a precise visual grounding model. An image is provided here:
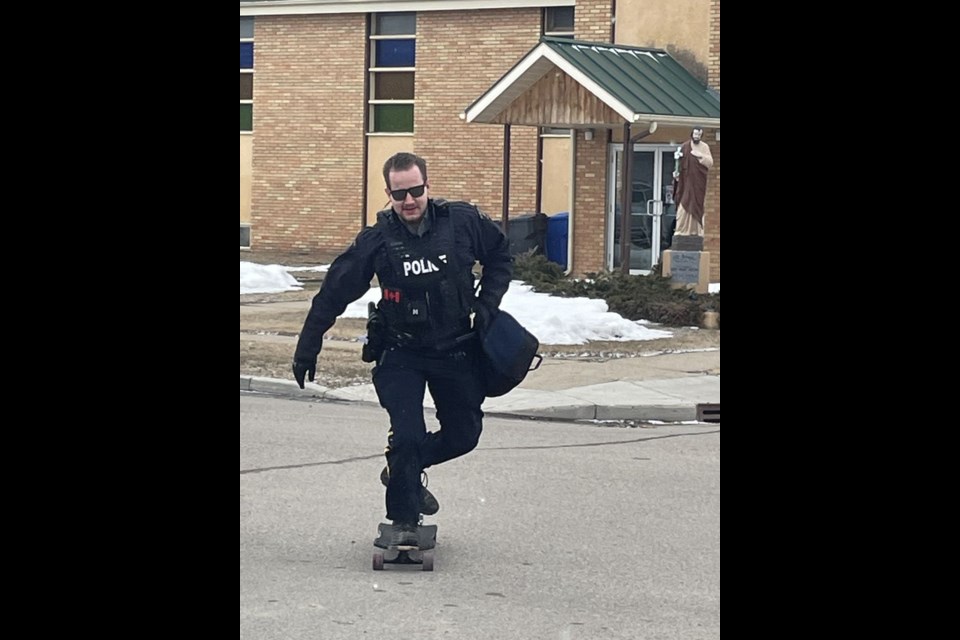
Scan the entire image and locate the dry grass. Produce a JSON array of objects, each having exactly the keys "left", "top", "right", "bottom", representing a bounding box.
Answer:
[{"left": 240, "top": 283, "right": 719, "bottom": 387}]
